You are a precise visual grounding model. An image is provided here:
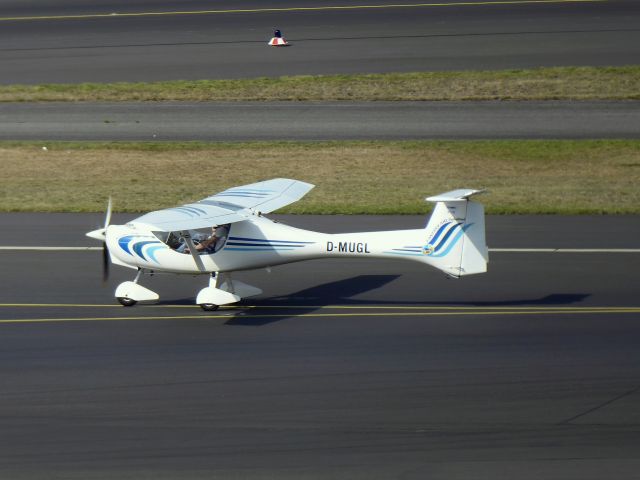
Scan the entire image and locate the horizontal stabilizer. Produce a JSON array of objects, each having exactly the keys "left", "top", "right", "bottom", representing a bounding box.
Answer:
[{"left": 426, "top": 189, "right": 486, "bottom": 203}]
